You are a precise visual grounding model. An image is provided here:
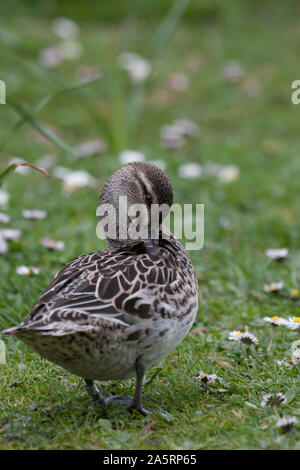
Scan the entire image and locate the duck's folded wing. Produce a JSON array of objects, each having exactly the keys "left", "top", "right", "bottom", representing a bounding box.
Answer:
[{"left": 6, "top": 249, "right": 178, "bottom": 336}]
